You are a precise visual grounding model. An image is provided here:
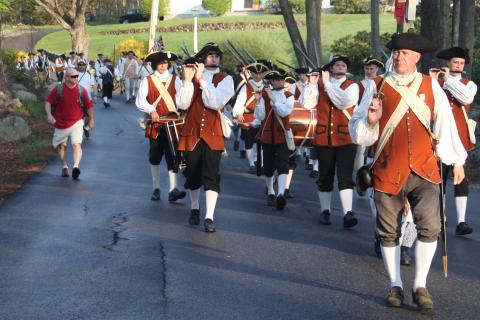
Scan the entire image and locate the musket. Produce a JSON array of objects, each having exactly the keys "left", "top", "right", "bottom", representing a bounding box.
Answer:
[
  {"left": 313, "top": 39, "right": 321, "bottom": 67},
  {"left": 256, "top": 140, "right": 262, "bottom": 176},
  {"left": 380, "top": 48, "right": 389, "bottom": 60},
  {"left": 293, "top": 43, "right": 317, "bottom": 69},
  {"left": 438, "top": 160, "right": 448, "bottom": 277},
  {"left": 373, "top": 52, "right": 394, "bottom": 100},
  {"left": 182, "top": 41, "right": 194, "bottom": 58},
  {"left": 243, "top": 47, "right": 256, "bottom": 63},
  {"left": 277, "top": 60, "right": 296, "bottom": 70},
  {"left": 225, "top": 41, "right": 247, "bottom": 66},
  {"left": 227, "top": 40, "right": 249, "bottom": 65}
]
